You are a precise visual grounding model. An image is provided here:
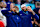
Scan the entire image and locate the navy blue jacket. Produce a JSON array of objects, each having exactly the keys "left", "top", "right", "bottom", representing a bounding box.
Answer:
[
  {"left": 1, "top": 10, "right": 39, "bottom": 27},
  {"left": 17, "top": 11, "right": 39, "bottom": 27},
  {"left": 1, "top": 10, "right": 22, "bottom": 27}
]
